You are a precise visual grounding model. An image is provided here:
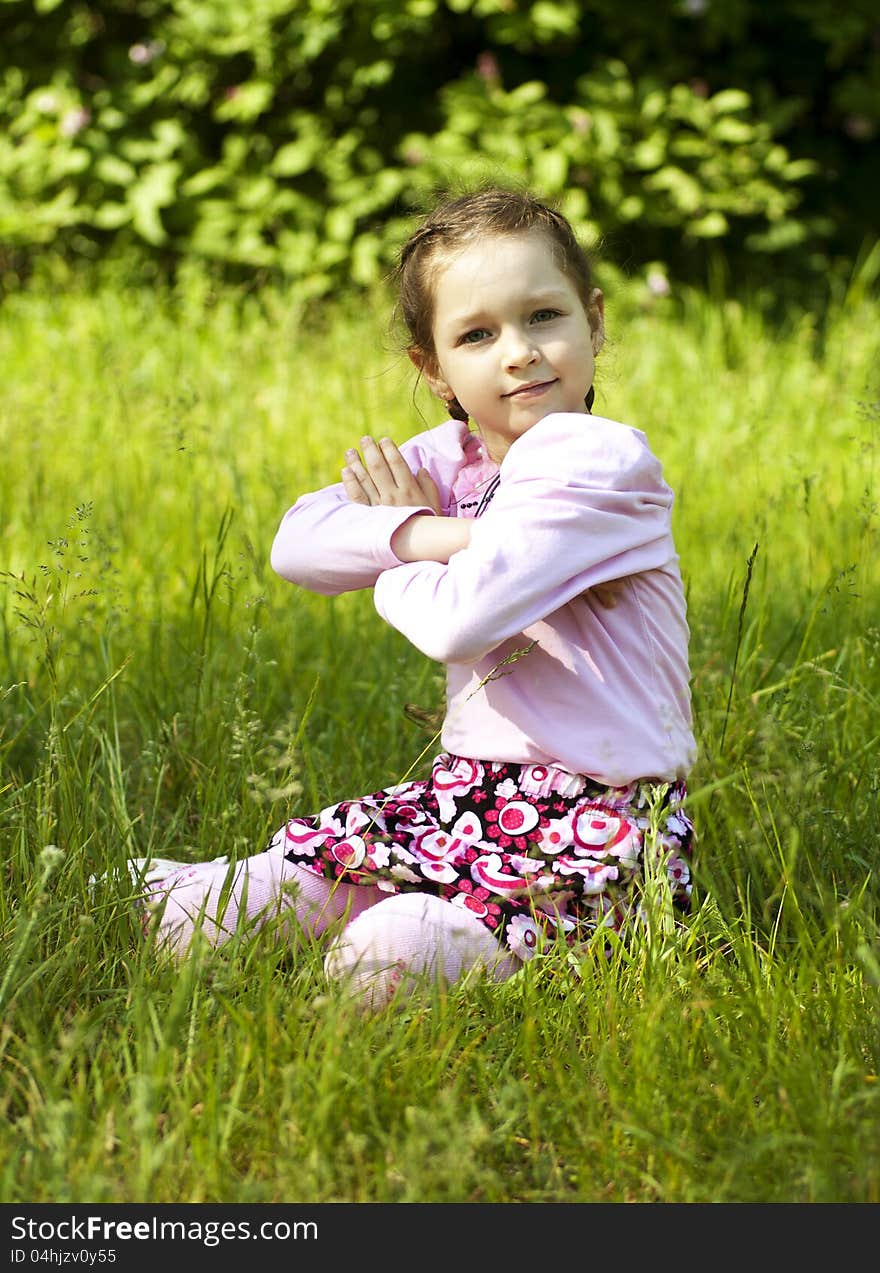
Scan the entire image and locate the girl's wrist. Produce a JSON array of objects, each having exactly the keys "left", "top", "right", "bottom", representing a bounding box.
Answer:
[{"left": 390, "top": 514, "right": 472, "bottom": 564}]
